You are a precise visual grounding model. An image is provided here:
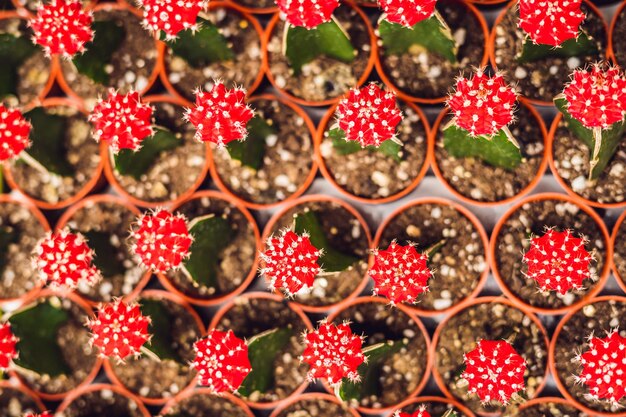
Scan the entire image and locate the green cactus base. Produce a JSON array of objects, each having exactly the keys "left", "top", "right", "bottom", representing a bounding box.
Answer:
[
  {"left": 226, "top": 115, "right": 276, "bottom": 170},
  {"left": 166, "top": 18, "right": 234, "bottom": 68},
  {"left": 516, "top": 31, "right": 598, "bottom": 64},
  {"left": 328, "top": 128, "right": 402, "bottom": 163}
]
